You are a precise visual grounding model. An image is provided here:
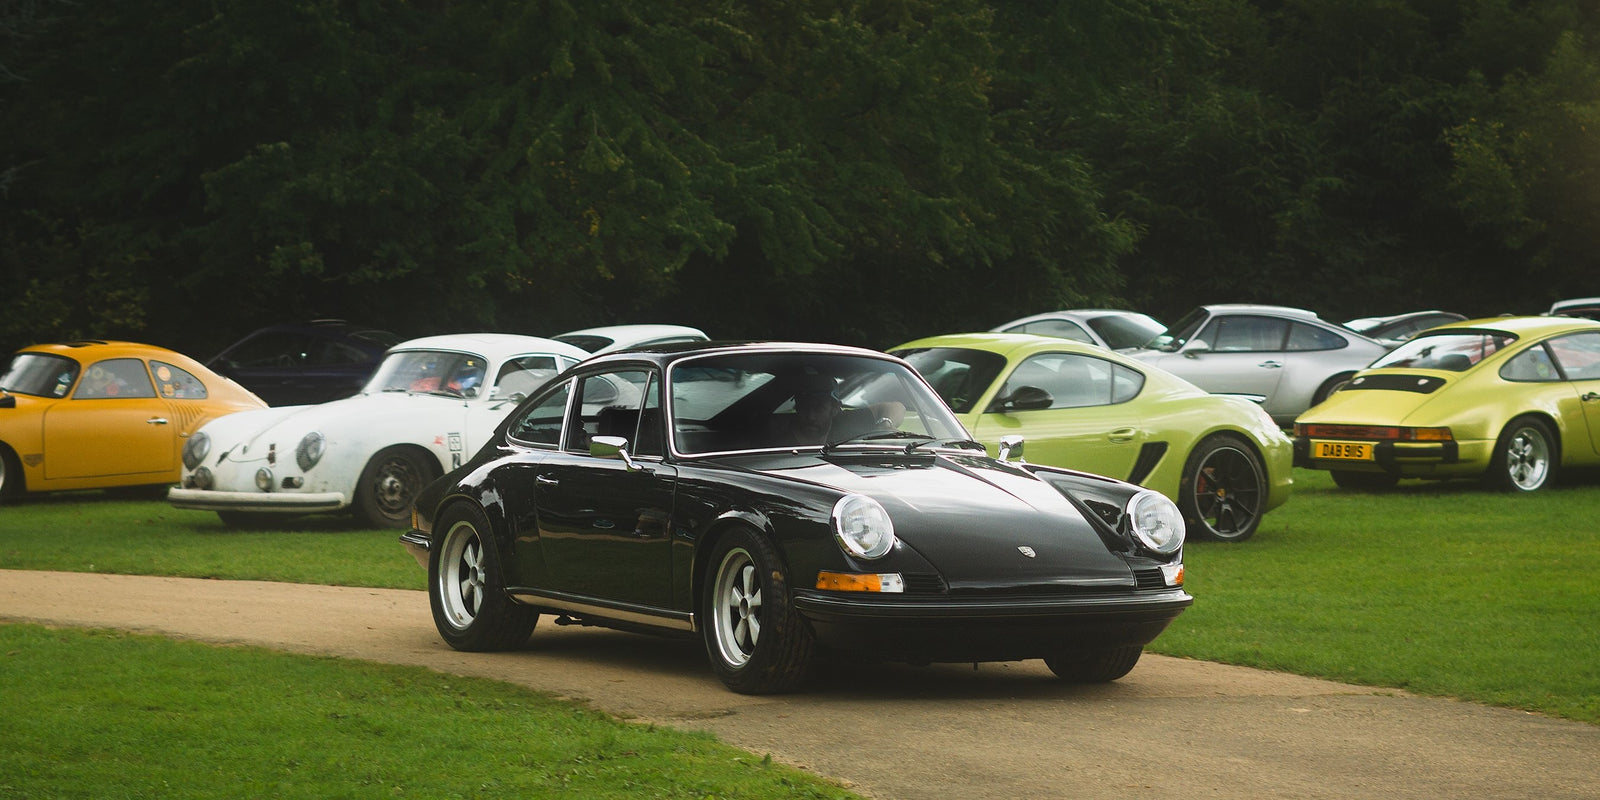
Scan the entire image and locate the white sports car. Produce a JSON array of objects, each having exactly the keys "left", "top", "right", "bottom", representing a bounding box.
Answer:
[{"left": 168, "top": 333, "right": 589, "bottom": 528}]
